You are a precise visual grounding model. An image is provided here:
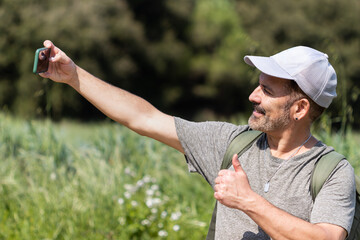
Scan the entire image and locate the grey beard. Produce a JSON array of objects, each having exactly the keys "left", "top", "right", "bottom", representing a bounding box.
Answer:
[{"left": 248, "top": 111, "right": 291, "bottom": 132}]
